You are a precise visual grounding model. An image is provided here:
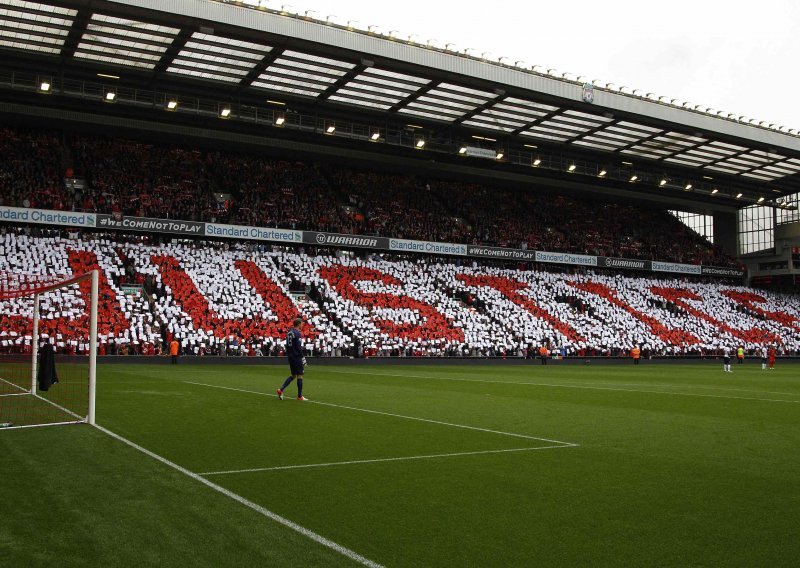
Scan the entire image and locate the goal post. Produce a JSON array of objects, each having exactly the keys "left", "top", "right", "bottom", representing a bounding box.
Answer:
[{"left": 0, "top": 269, "right": 98, "bottom": 429}]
